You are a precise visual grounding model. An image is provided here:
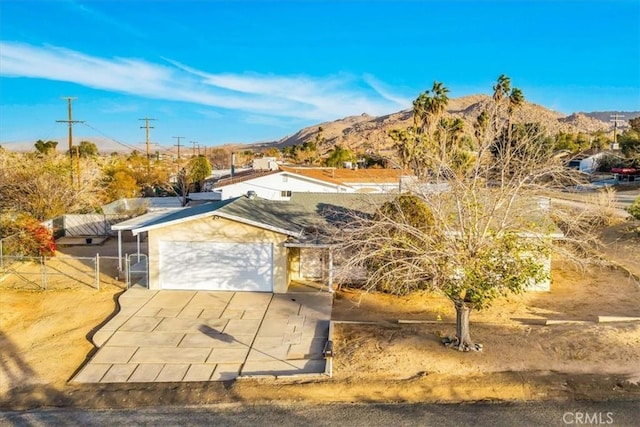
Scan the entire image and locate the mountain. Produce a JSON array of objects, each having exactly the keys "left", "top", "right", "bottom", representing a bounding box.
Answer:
[
  {"left": 268, "top": 96, "right": 640, "bottom": 155},
  {"left": 580, "top": 111, "right": 640, "bottom": 124}
]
